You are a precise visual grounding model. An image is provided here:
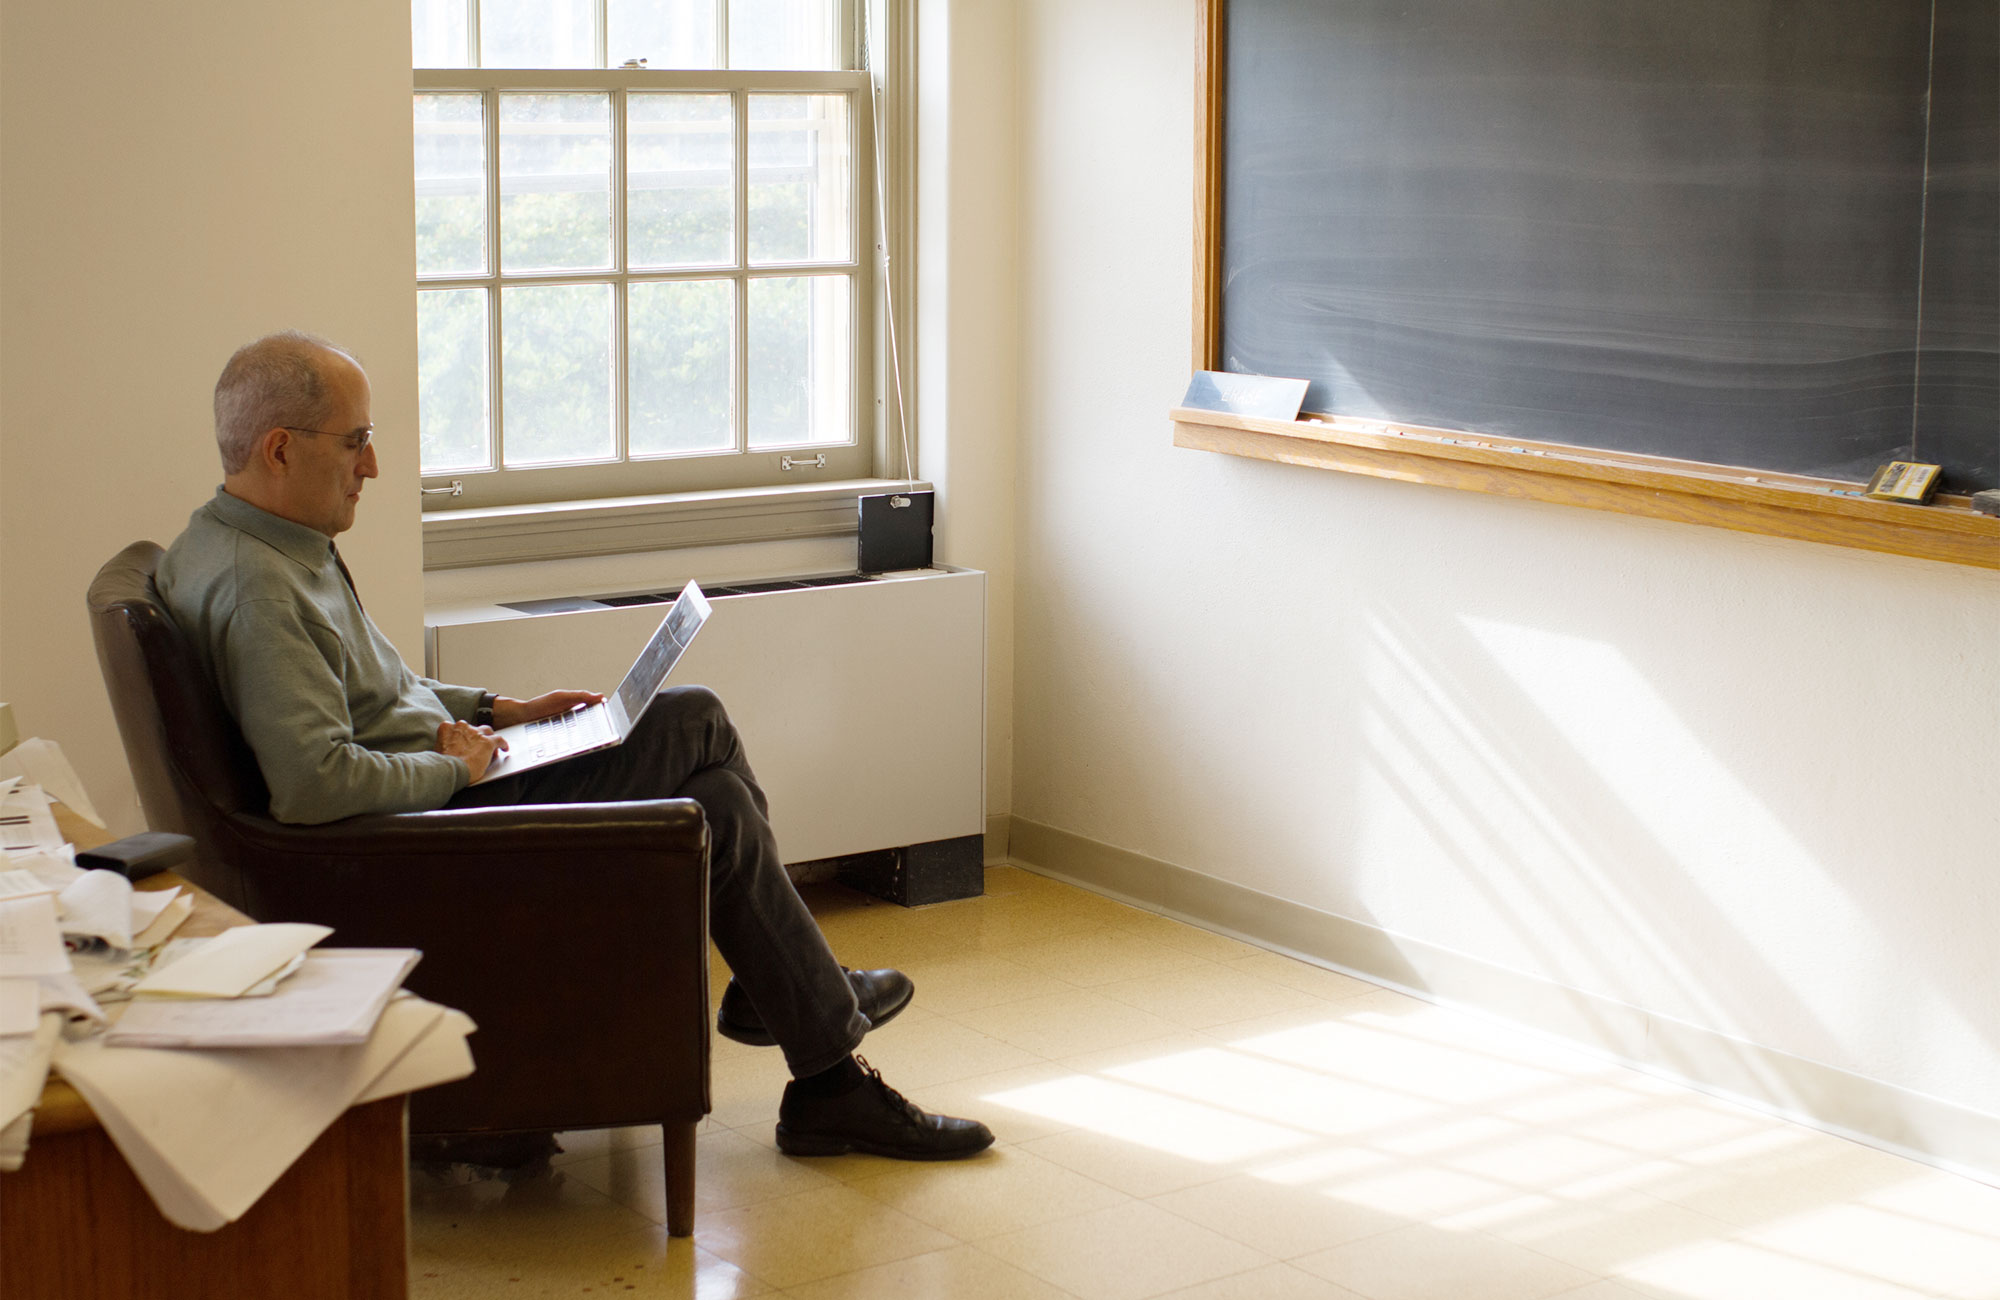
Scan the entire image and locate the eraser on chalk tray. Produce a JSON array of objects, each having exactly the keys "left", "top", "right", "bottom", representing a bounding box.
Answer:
[{"left": 1972, "top": 489, "right": 2000, "bottom": 517}]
